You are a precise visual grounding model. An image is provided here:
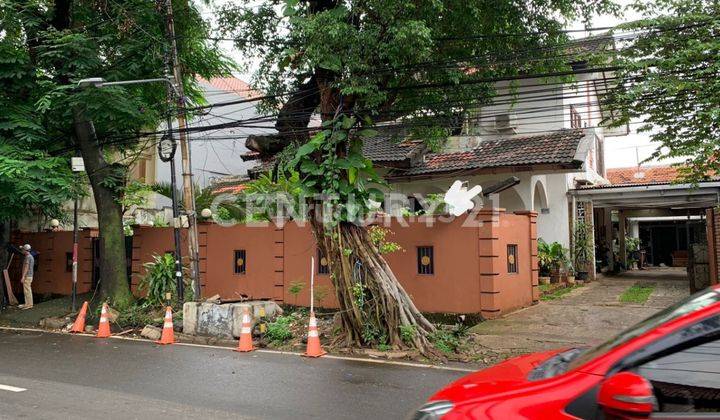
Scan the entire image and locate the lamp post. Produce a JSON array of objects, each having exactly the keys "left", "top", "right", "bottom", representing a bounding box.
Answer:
[
  {"left": 78, "top": 76, "right": 185, "bottom": 300},
  {"left": 70, "top": 155, "right": 85, "bottom": 312}
]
